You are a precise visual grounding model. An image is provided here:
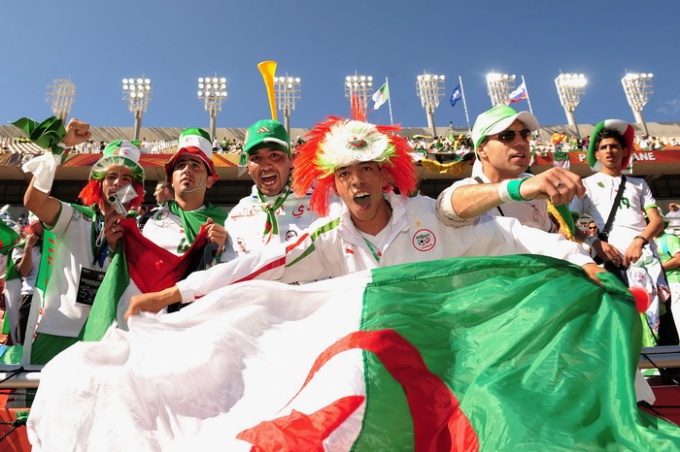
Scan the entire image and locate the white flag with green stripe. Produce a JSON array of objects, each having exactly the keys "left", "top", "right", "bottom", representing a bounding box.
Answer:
[{"left": 372, "top": 82, "right": 390, "bottom": 110}]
